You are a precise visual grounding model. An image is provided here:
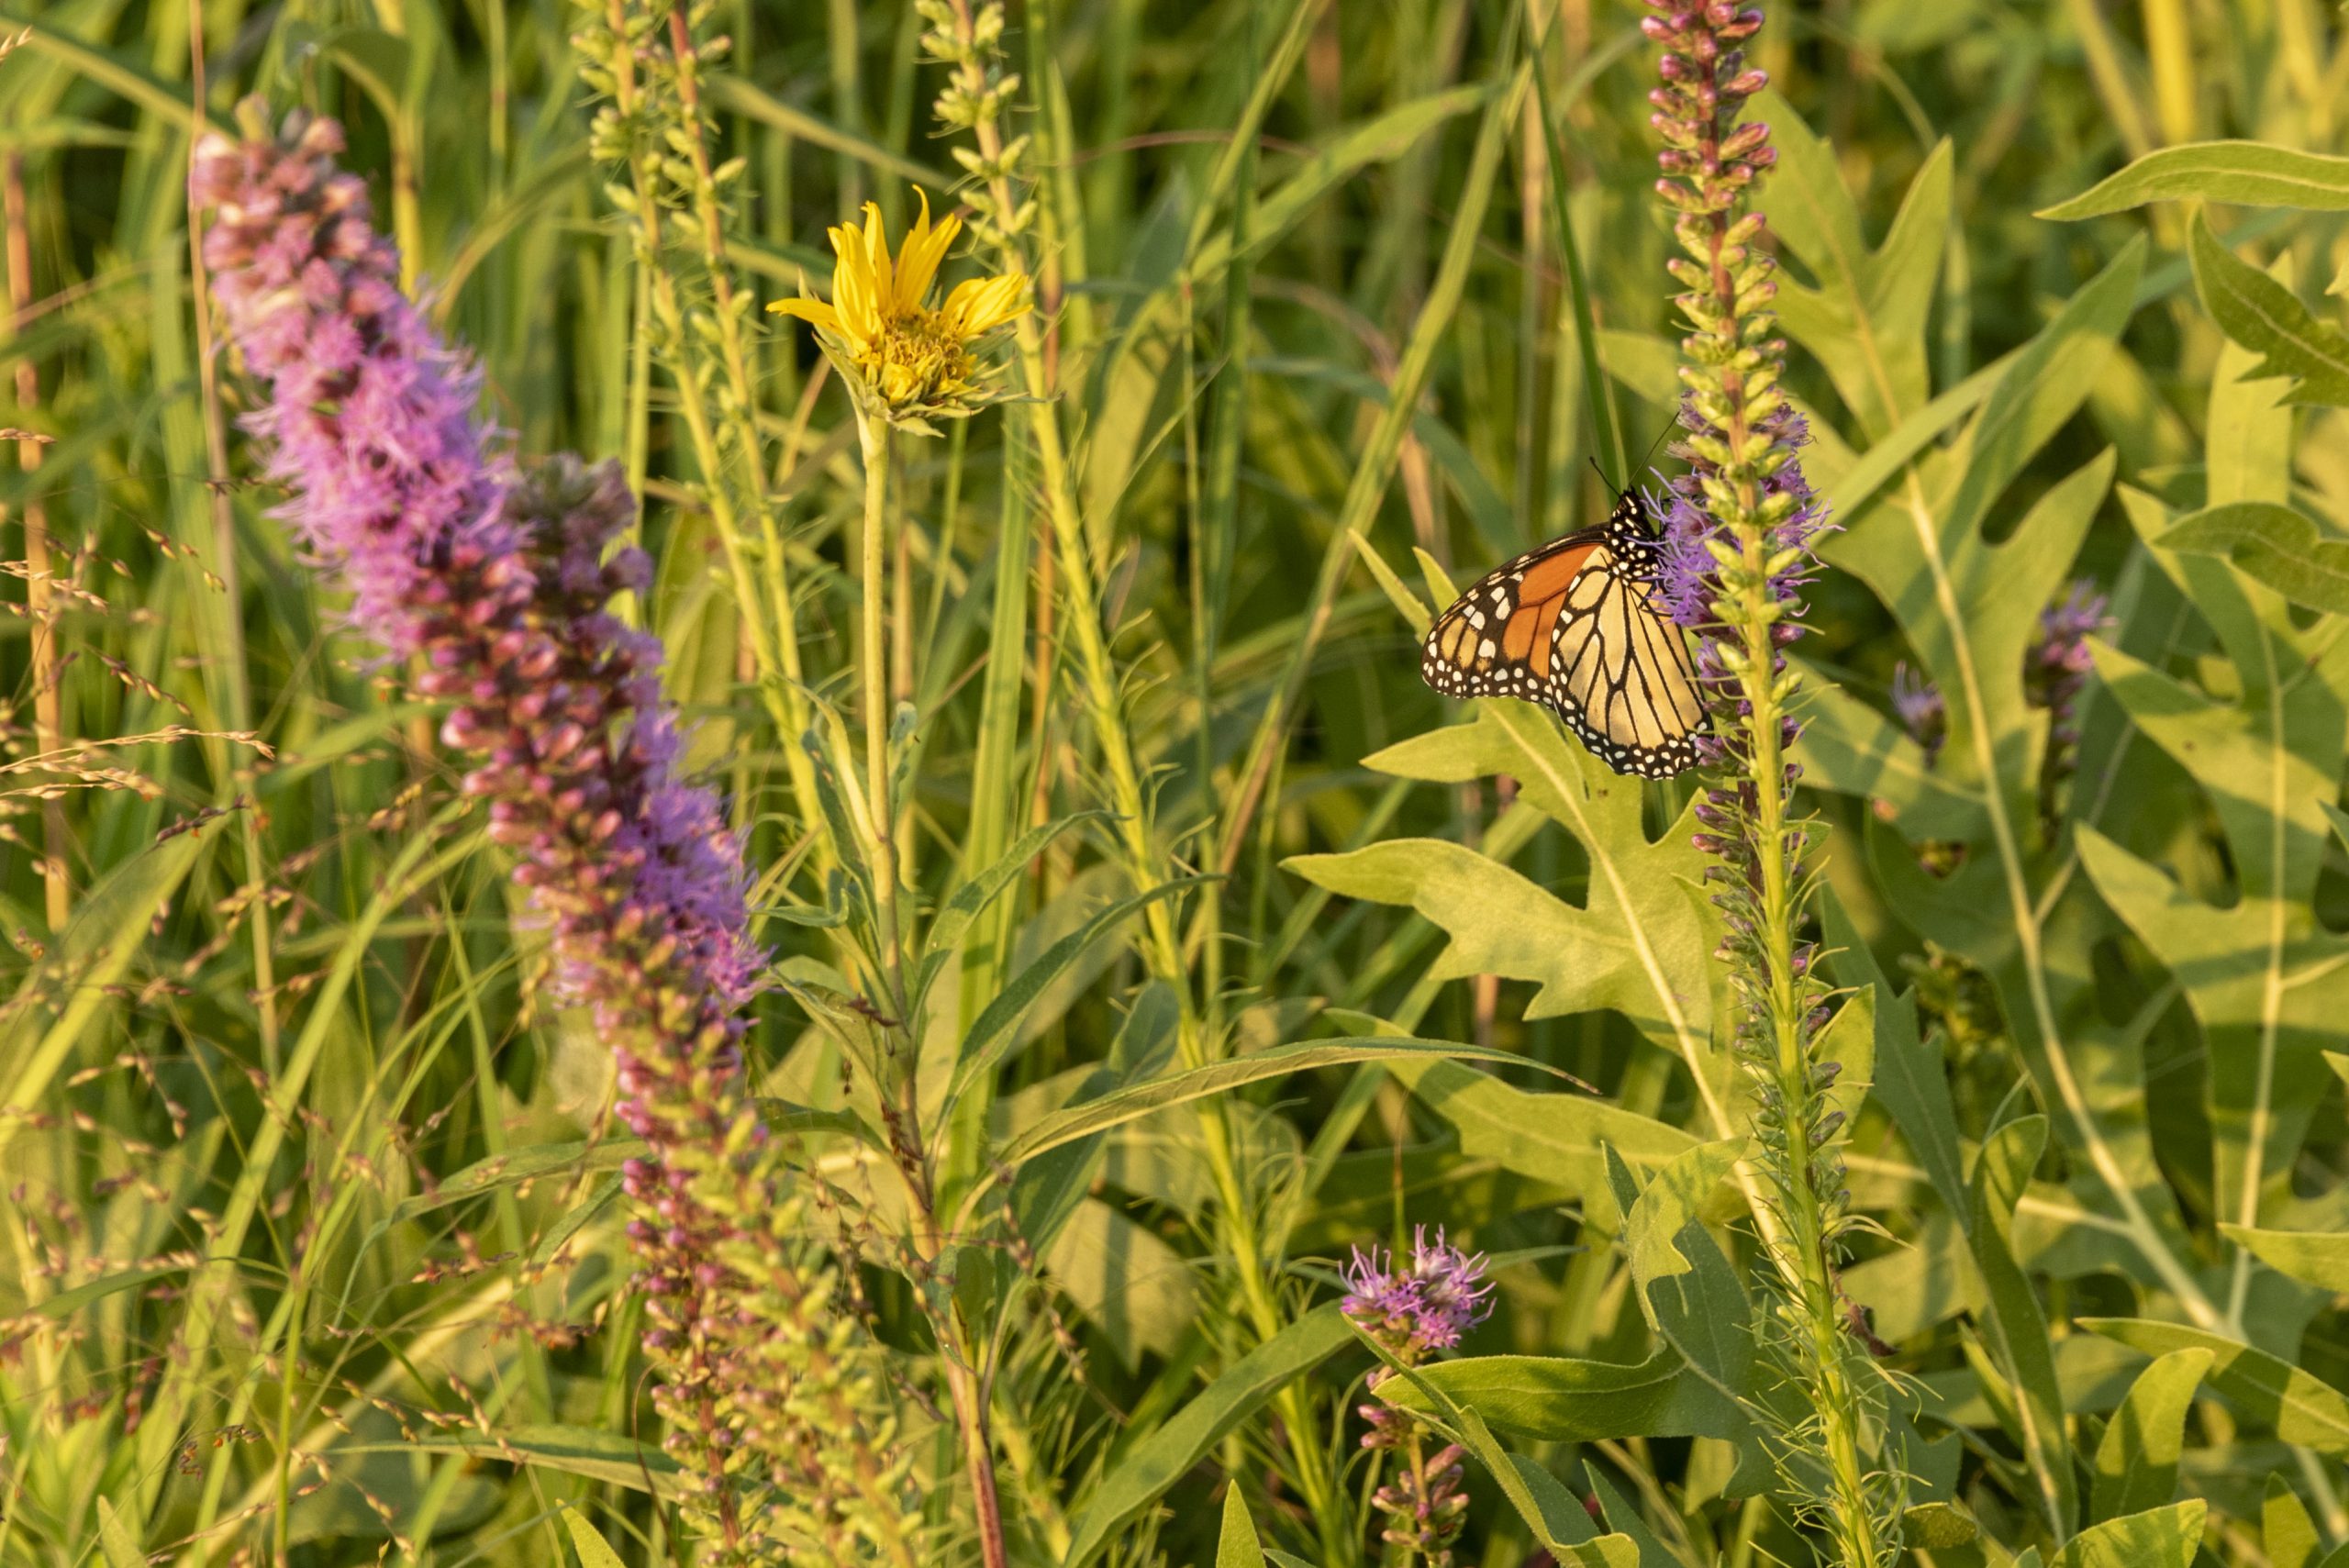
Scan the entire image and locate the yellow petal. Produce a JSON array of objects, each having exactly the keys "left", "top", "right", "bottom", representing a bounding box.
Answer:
[
  {"left": 895, "top": 188, "right": 963, "bottom": 308},
  {"left": 767, "top": 295, "right": 841, "bottom": 334},
  {"left": 941, "top": 272, "right": 1031, "bottom": 338},
  {"left": 860, "top": 201, "right": 896, "bottom": 315},
  {"left": 835, "top": 252, "right": 882, "bottom": 345}
]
